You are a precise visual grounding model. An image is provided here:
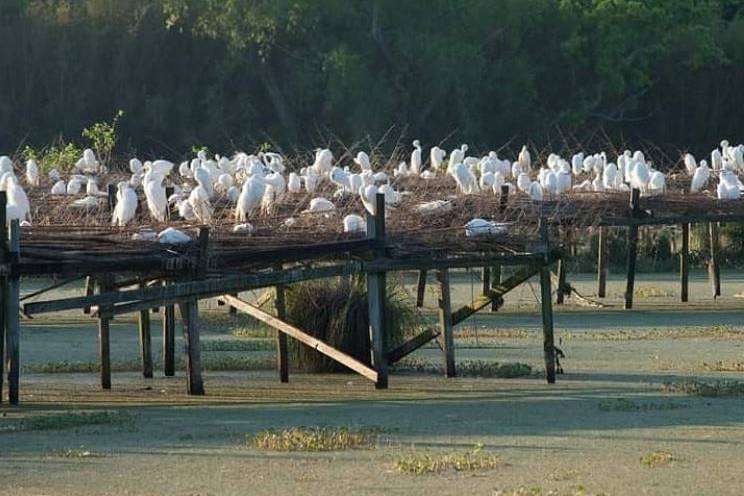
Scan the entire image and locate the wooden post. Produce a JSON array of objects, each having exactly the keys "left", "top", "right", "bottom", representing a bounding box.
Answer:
[
  {"left": 163, "top": 299, "right": 176, "bottom": 377},
  {"left": 138, "top": 282, "right": 153, "bottom": 379},
  {"left": 178, "top": 300, "right": 204, "bottom": 395},
  {"left": 98, "top": 274, "right": 114, "bottom": 390},
  {"left": 415, "top": 270, "right": 427, "bottom": 307},
  {"left": 709, "top": 222, "right": 721, "bottom": 298},
  {"left": 490, "top": 265, "right": 502, "bottom": 311},
  {"left": 624, "top": 189, "right": 641, "bottom": 310},
  {"left": 437, "top": 269, "right": 456, "bottom": 377},
  {"left": 366, "top": 193, "right": 388, "bottom": 389},
  {"left": 597, "top": 226, "right": 608, "bottom": 298},
  {"left": 499, "top": 184, "right": 510, "bottom": 212},
  {"left": 538, "top": 216, "right": 556, "bottom": 384},
  {"left": 107, "top": 184, "right": 117, "bottom": 211},
  {"left": 481, "top": 266, "right": 491, "bottom": 295},
  {"left": 5, "top": 220, "right": 20, "bottom": 404},
  {"left": 274, "top": 265, "right": 288, "bottom": 383},
  {"left": 555, "top": 258, "right": 567, "bottom": 305},
  {"left": 680, "top": 223, "right": 689, "bottom": 302},
  {"left": 0, "top": 192, "right": 6, "bottom": 403}
]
